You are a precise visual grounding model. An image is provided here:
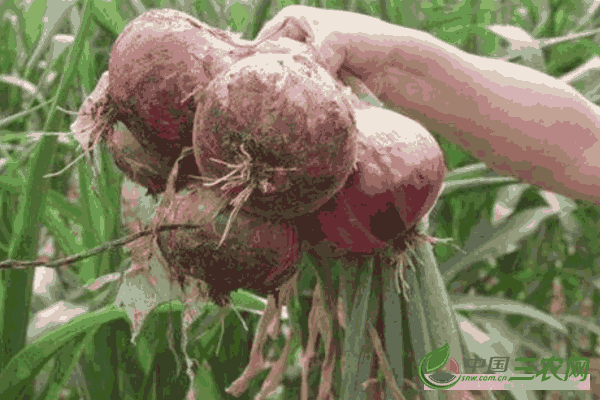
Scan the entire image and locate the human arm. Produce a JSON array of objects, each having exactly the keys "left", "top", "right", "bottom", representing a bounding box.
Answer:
[{"left": 256, "top": 5, "right": 600, "bottom": 205}]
